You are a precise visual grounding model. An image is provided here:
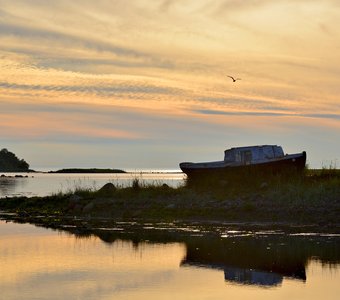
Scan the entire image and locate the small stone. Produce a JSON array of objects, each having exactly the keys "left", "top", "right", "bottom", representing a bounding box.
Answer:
[
  {"left": 98, "top": 183, "right": 116, "bottom": 193},
  {"left": 260, "top": 182, "right": 268, "bottom": 189},
  {"left": 72, "top": 204, "right": 83, "bottom": 213},
  {"left": 69, "top": 194, "right": 83, "bottom": 204}
]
